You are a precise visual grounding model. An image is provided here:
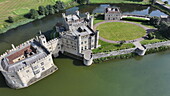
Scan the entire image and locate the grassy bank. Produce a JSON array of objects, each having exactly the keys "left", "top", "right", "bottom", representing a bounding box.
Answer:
[
  {"left": 151, "top": 2, "right": 170, "bottom": 15},
  {"left": 93, "top": 53, "right": 137, "bottom": 63},
  {"left": 93, "top": 45, "right": 170, "bottom": 63},
  {"left": 90, "top": 0, "right": 150, "bottom": 4},
  {"left": 0, "top": 0, "right": 151, "bottom": 34},
  {"left": 93, "top": 40, "right": 135, "bottom": 54},
  {"left": 0, "top": 0, "right": 75, "bottom": 33}
]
